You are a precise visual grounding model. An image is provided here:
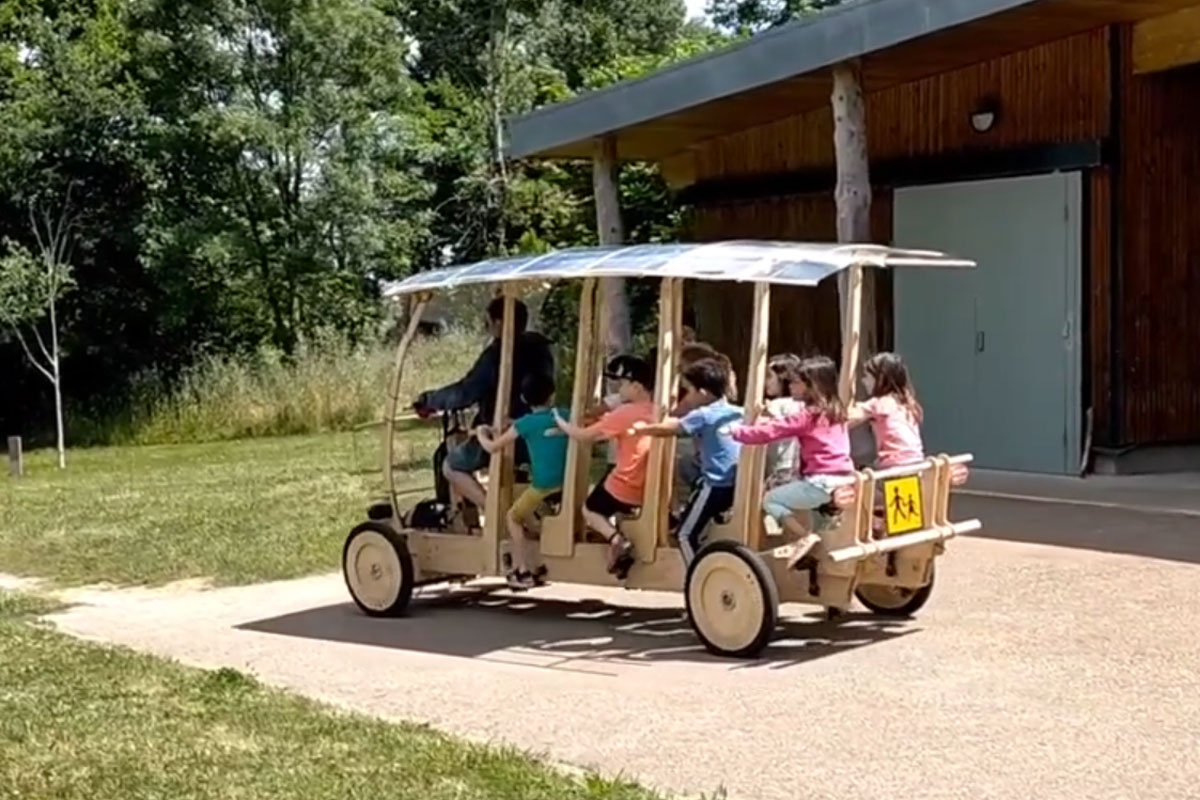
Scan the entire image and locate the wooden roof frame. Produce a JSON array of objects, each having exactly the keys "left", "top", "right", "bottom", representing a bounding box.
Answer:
[
  {"left": 506, "top": 0, "right": 1200, "bottom": 163},
  {"left": 506, "top": 0, "right": 1042, "bottom": 160}
]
